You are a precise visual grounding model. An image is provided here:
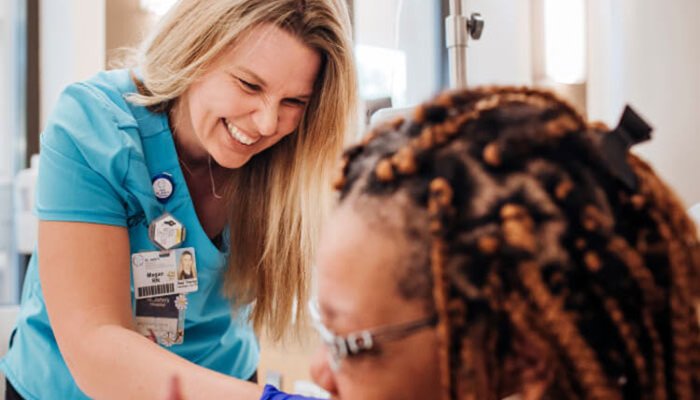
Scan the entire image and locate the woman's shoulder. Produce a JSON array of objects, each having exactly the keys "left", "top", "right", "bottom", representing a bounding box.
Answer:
[
  {"left": 44, "top": 70, "right": 141, "bottom": 144},
  {"left": 54, "top": 69, "right": 140, "bottom": 131},
  {"left": 40, "top": 69, "right": 146, "bottom": 185}
]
